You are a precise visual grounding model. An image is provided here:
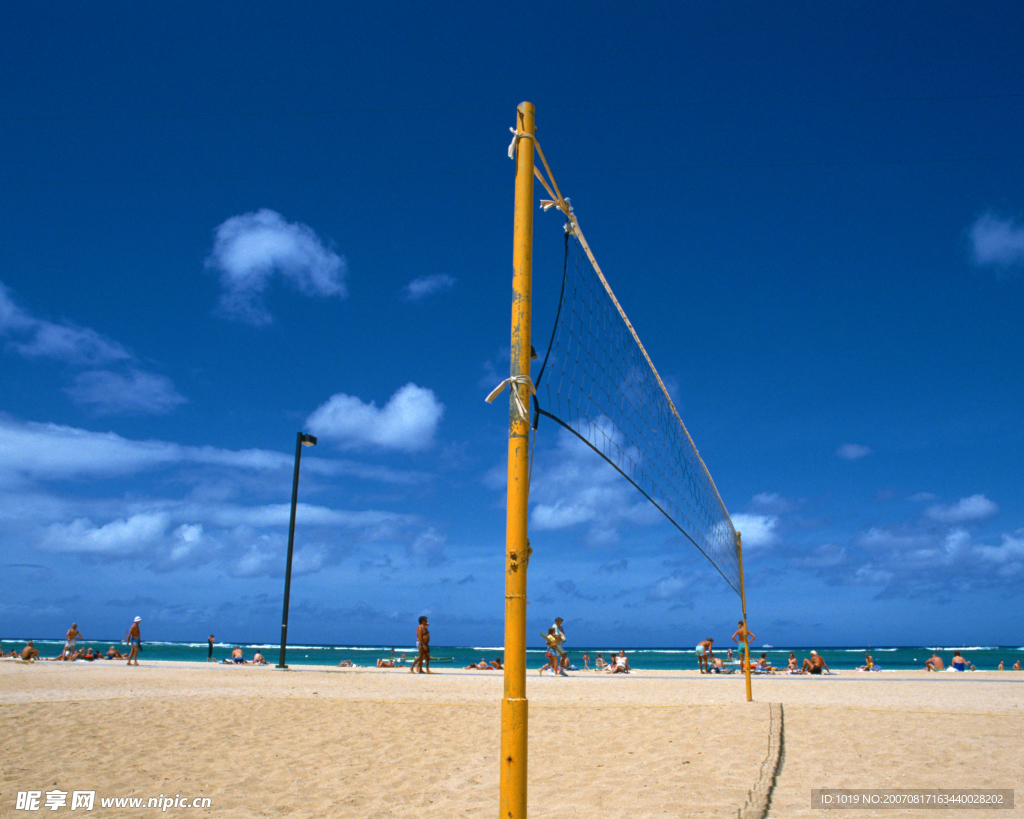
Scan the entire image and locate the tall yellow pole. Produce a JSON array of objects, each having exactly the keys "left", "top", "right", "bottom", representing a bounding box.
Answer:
[
  {"left": 500, "top": 100, "right": 535, "bottom": 819},
  {"left": 737, "top": 531, "right": 753, "bottom": 702}
]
